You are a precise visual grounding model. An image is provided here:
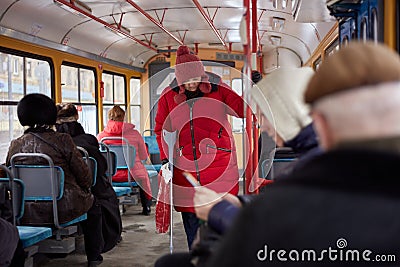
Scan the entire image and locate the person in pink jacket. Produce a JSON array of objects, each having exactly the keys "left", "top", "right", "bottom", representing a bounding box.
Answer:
[{"left": 97, "top": 105, "right": 152, "bottom": 215}]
